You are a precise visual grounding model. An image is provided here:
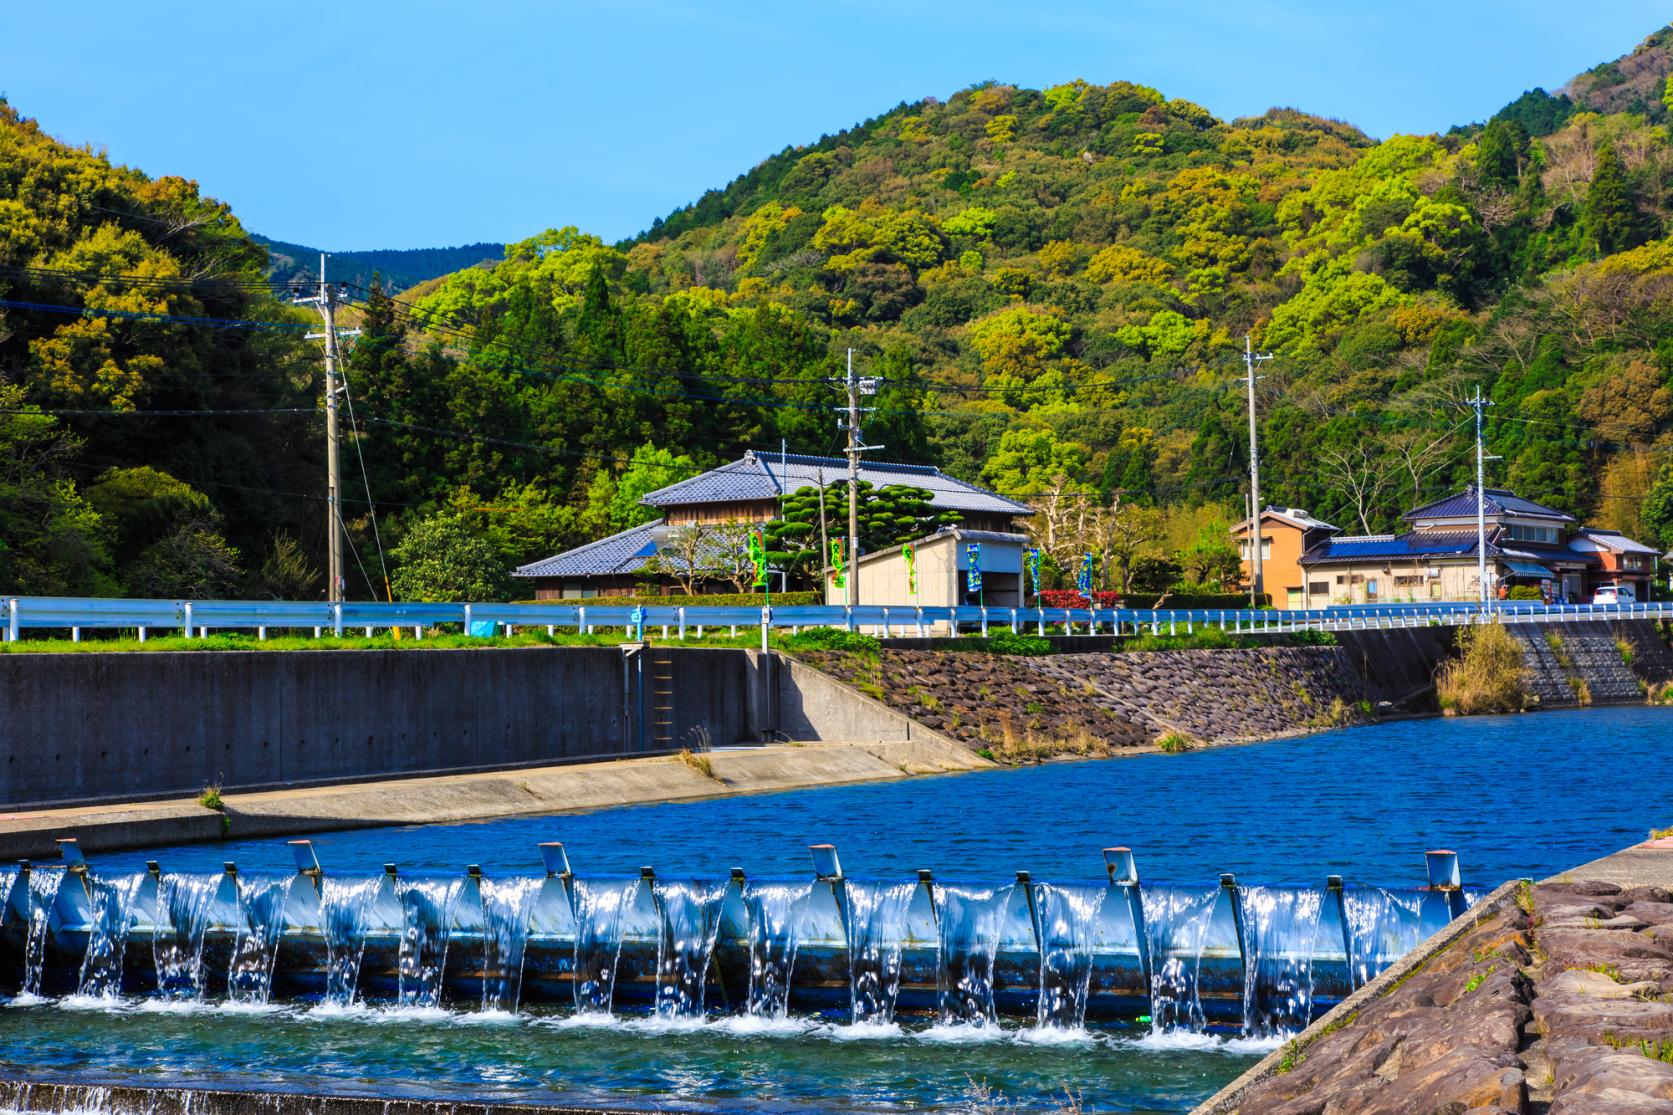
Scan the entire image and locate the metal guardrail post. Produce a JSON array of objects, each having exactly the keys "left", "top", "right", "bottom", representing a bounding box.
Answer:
[
  {"left": 578, "top": 605, "right": 588, "bottom": 635},
  {"left": 882, "top": 607, "right": 891, "bottom": 638},
  {"left": 138, "top": 626, "right": 147, "bottom": 643},
  {"left": 980, "top": 607, "right": 989, "bottom": 637},
  {"left": 332, "top": 603, "right": 344, "bottom": 638},
  {"left": 1037, "top": 608, "right": 1046, "bottom": 637},
  {"left": 1009, "top": 608, "right": 1018, "bottom": 634},
  {"left": 462, "top": 603, "right": 472, "bottom": 637},
  {"left": 5, "top": 598, "right": 16, "bottom": 643},
  {"left": 845, "top": 606, "right": 854, "bottom": 634},
  {"left": 182, "top": 601, "right": 193, "bottom": 639},
  {"left": 916, "top": 606, "right": 925, "bottom": 637},
  {"left": 678, "top": 607, "right": 687, "bottom": 641},
  {"left": 759, "top": 606, "right": 770, "bottom": 653}
]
